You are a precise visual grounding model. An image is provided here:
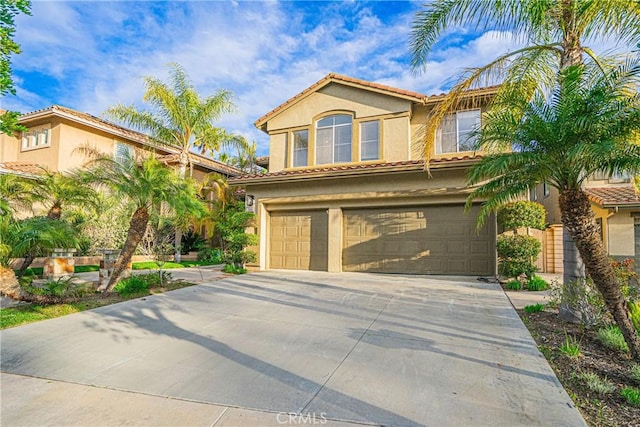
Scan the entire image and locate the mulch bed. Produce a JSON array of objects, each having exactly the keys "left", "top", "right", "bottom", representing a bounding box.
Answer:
[{"left": 518, "top": 309, "right": 640, "bottom": 426}]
